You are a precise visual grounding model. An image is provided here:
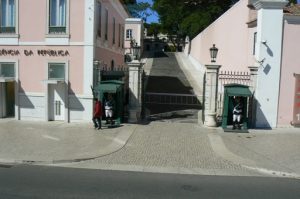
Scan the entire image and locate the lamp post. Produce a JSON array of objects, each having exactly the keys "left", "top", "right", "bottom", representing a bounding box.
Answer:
[
  {"left": 209, "top": 44, "right": 218, "bottom": 63},
  {"left": 93, "top": 59, "right": 101, "bottom": 86},
  {"left": 130, "top": 39, "right": 141, "bottom": 60},
  {"left": 203, "top": 44, "right": 221, "bottom": 127}
]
